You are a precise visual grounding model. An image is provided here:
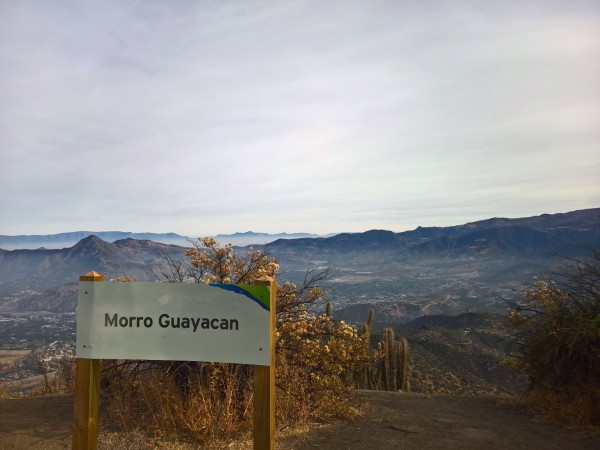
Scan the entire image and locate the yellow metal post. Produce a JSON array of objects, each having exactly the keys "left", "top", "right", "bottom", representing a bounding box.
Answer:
[
  {"left": 72, "top": 271, "right": 103, "bottom": 450},
  {"left": 253, "top": 277, "right": 276, "bottom": 450}
]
